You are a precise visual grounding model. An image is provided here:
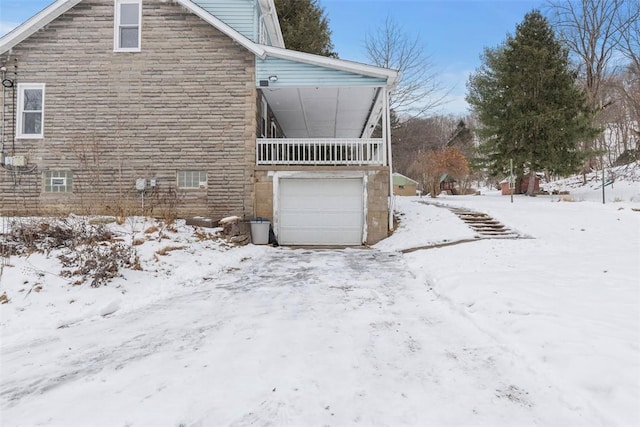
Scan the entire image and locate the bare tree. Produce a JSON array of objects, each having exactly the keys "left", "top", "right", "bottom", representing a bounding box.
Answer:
[
  {"left": 548, "top": 0, "right": 627, "bottom": 109},
  {"left": 409, "top": 147, "right": 469, "bottom": 198},
  {"left": 391, "top": 116, "right": 459, "bottom": 176},
  {"left": 365, "top": 16, "right": 446, "bottom": 117},
  {"left": 615, "top": 0, "right": 640, "bottom": 139},
  {"left": 547, "top": 0, "right": 638, "bottom": 174},
  {"left": 615, "top": 0, "right": 640, "bottom": 72}
]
